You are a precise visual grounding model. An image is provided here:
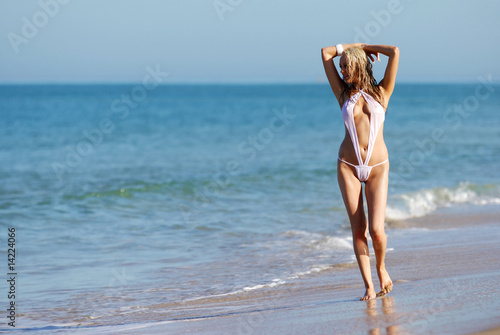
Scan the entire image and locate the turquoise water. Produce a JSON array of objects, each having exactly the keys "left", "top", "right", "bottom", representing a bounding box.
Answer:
[{"left": 1, "top": 83, "right": 499, "bottom": 329}]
